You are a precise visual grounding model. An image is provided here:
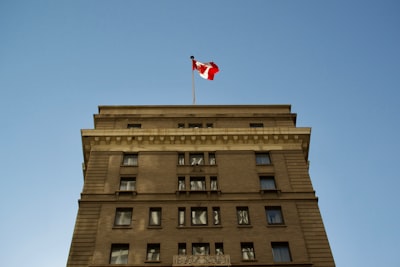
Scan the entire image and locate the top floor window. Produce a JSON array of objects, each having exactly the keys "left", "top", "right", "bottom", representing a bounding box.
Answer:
[
  {"left": 127, "top": 123, "right": 141, "bottom": 128},
  {"left": 188, "top": 123, "right": 202, "bottom": 128},
  {"left": 190, "top": 153, "right": 204, "bottom": 165},
  {"left": 123, "top": 154, "right": 138, "bottom": 166},
  {"left": 250, "top": 123, "right": 264, "bottom": 128},
  {"left": 256, "top": 153, "right": 271, "bottom": 165}
]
